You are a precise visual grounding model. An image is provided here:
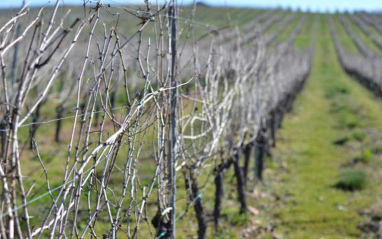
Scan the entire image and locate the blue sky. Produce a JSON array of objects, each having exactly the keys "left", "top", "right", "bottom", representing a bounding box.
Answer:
[{"left": 1, "top": 0, "right": 381, "bottom": 12}]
